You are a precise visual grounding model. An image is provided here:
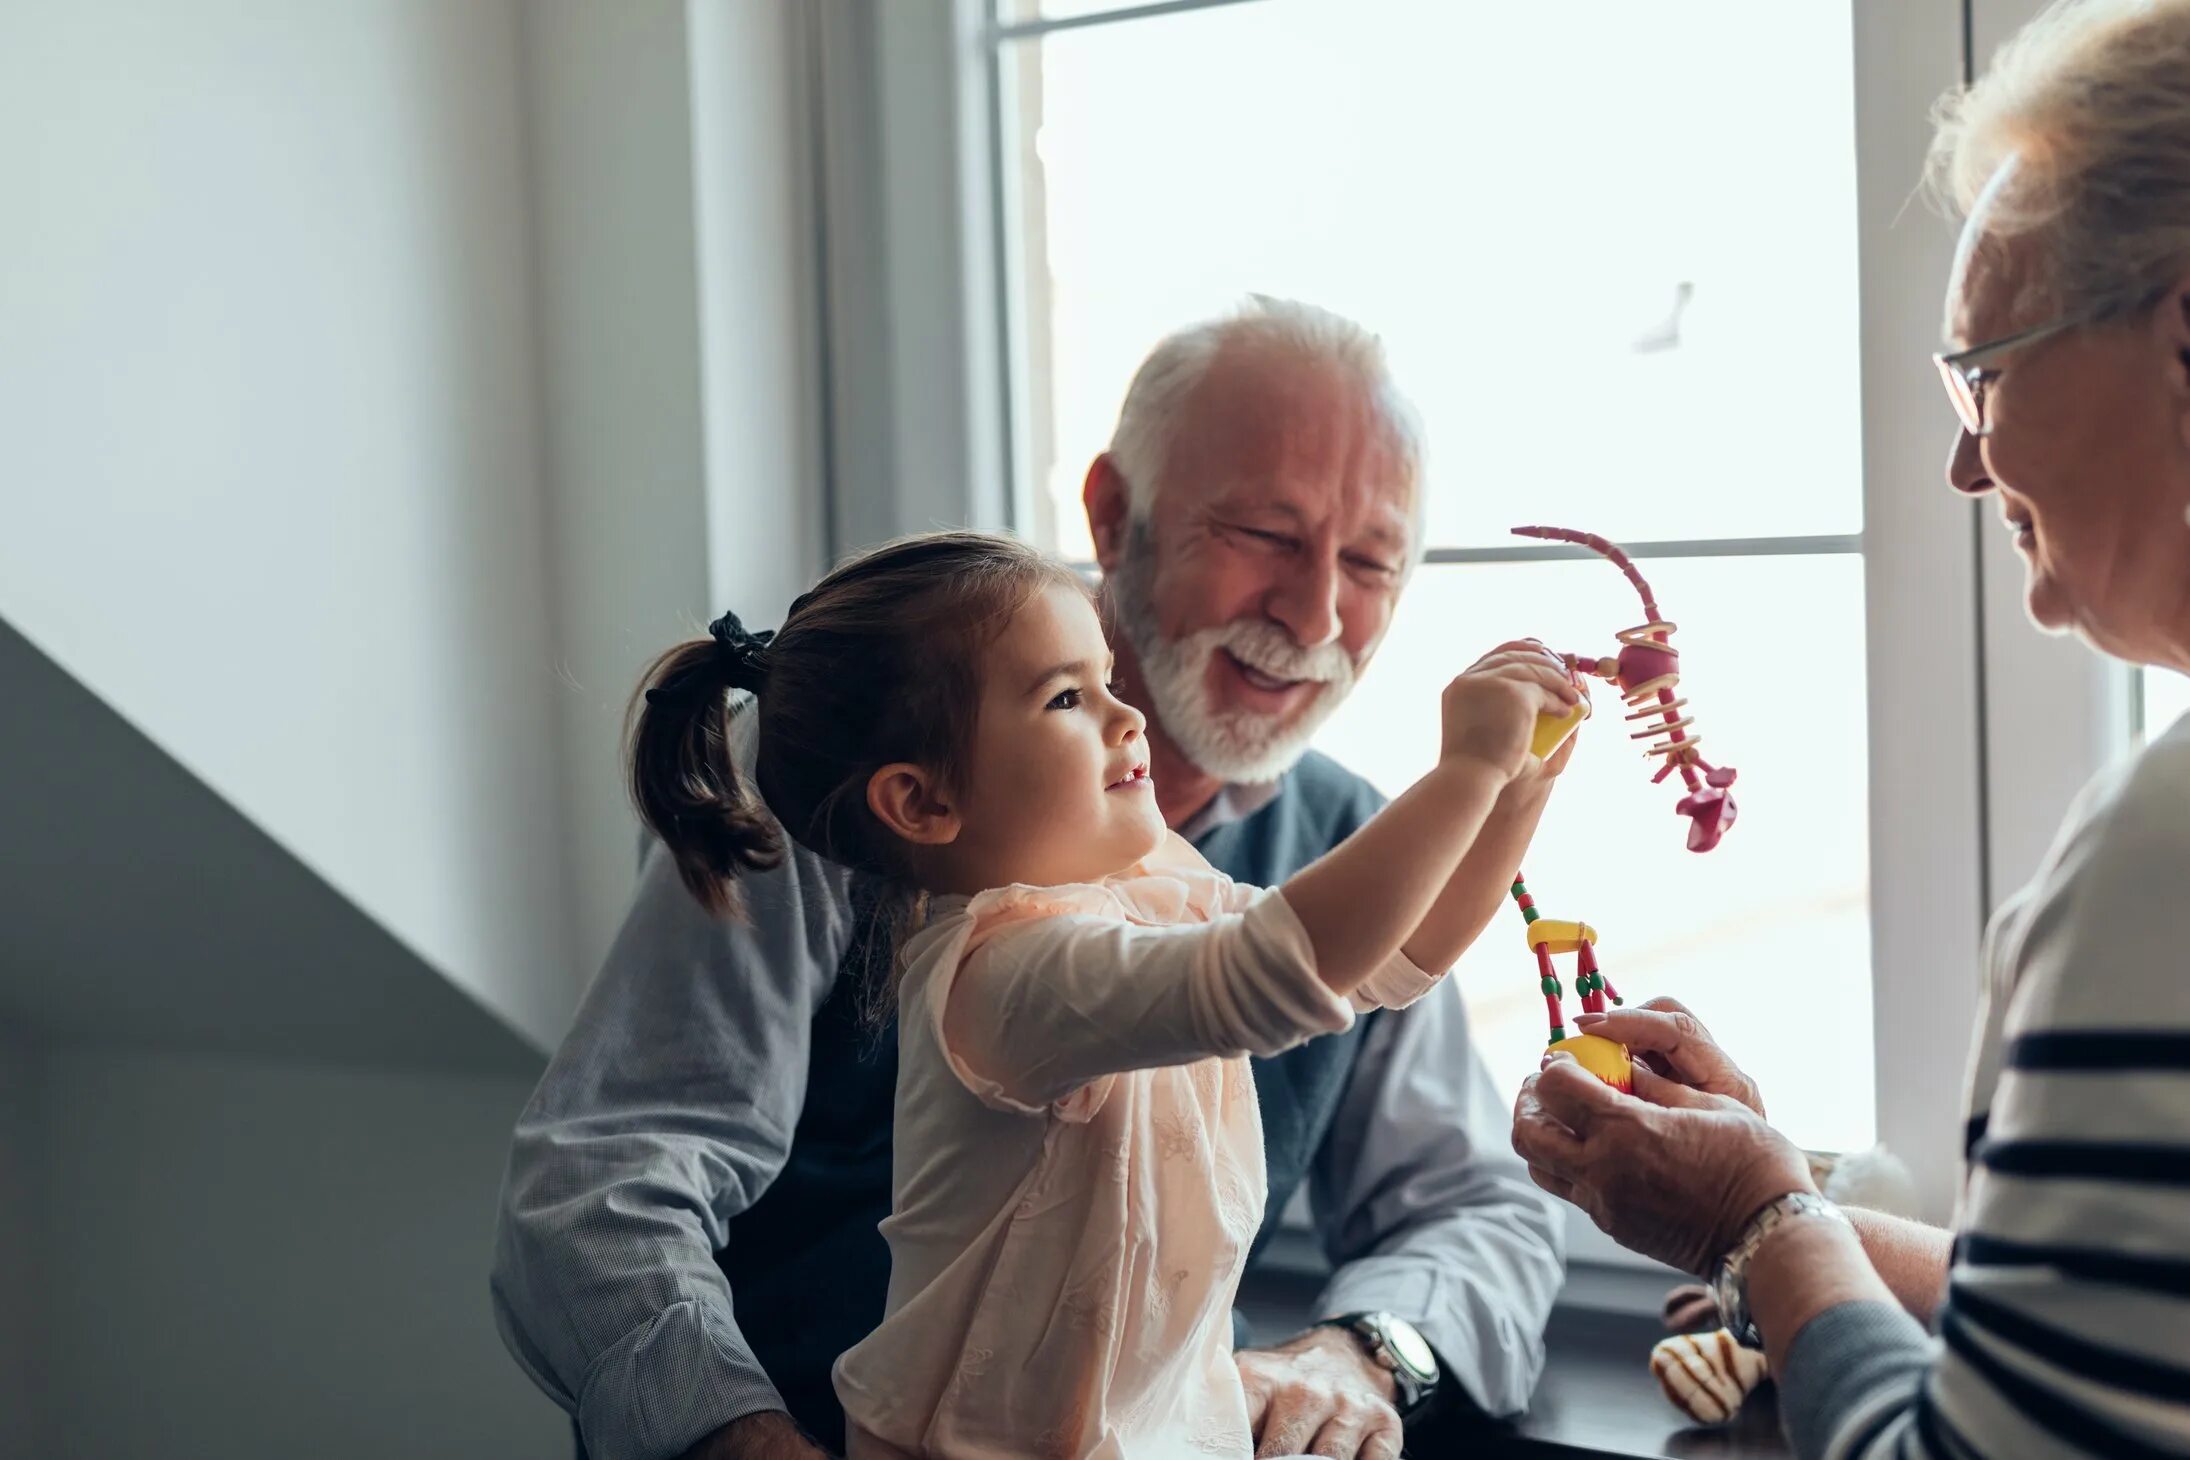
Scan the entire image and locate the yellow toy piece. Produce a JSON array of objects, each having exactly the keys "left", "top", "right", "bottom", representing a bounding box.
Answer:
[
  {"left": 1525, "top": 919, "right": 1597, "bottom": 955},
  {"left": 1549, "top": 1033, "right": 1633, "bottom": 1093},
  {"left": 1530, "top": 700, "right": 1589, "bottom": 760}
]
